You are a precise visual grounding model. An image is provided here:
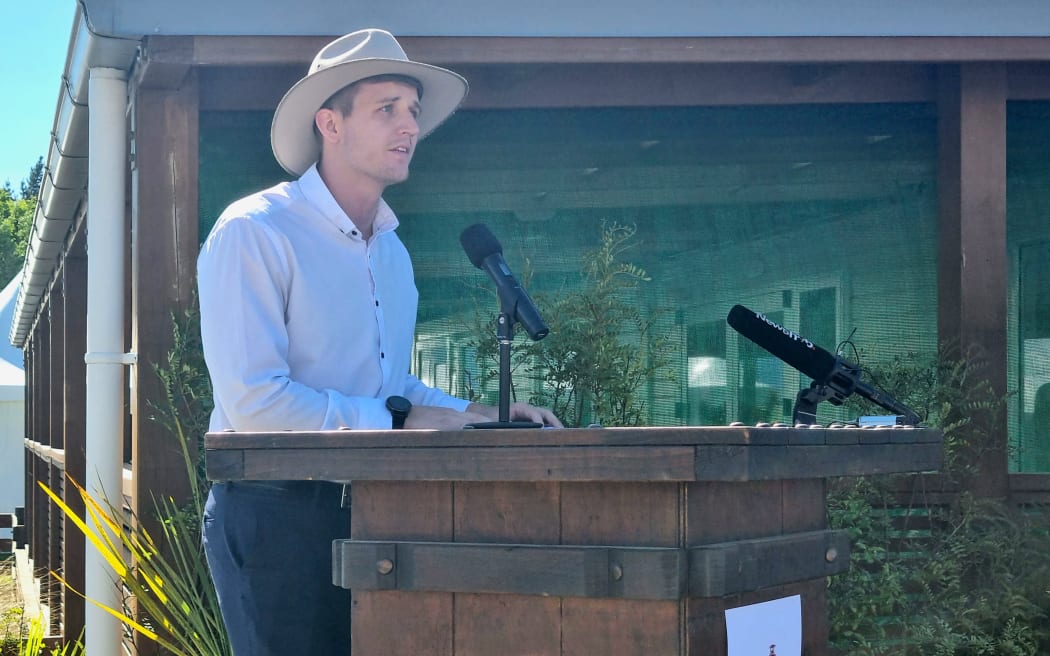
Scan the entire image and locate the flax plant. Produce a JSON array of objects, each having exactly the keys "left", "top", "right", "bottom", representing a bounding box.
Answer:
[{"left": 40, "top": 475, "right": 228, "bottom": 656}]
